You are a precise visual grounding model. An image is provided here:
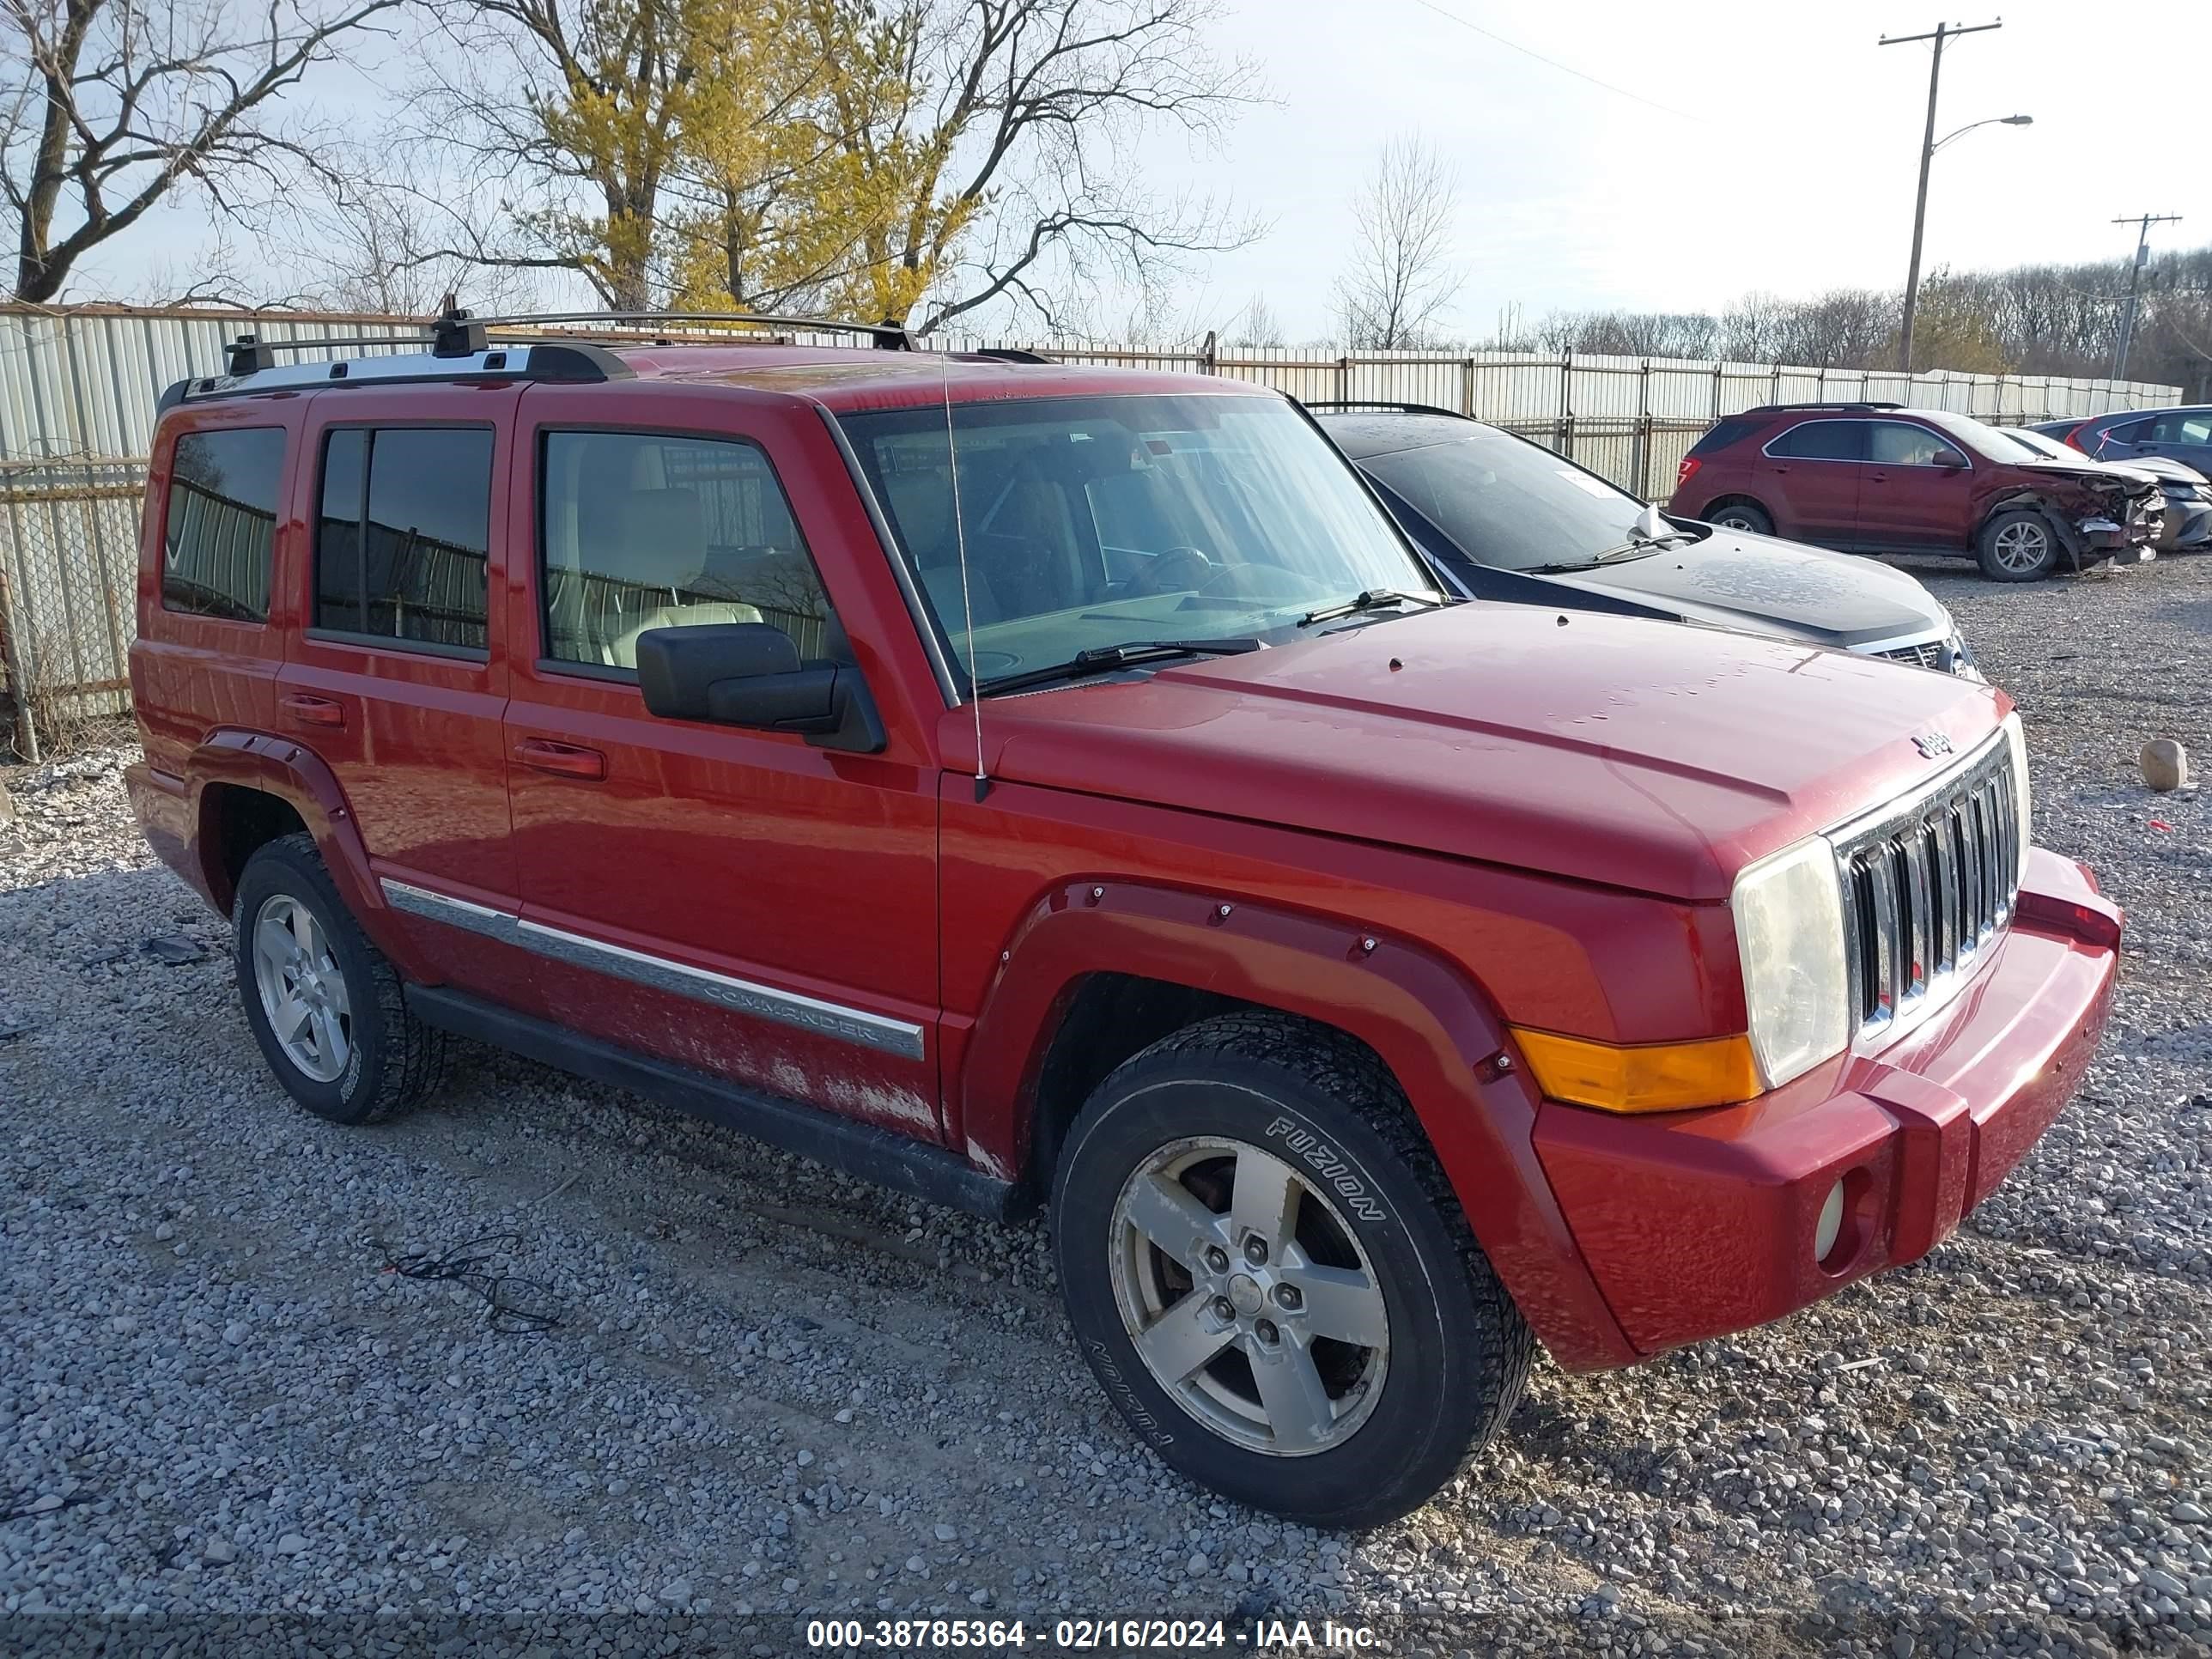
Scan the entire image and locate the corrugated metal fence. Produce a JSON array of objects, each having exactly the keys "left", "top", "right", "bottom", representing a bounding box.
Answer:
[{"left": 0, "top": 304, "right": 2184, "bottom": 755}]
